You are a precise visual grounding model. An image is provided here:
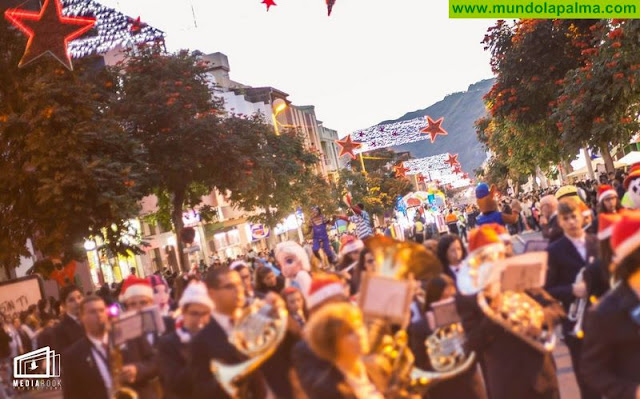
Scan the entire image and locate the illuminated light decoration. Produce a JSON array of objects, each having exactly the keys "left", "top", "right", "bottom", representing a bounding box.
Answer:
[
  {"left": 420, "top": 116, "right": 448, "bottom": 143},
  {"left": 327, "top": 0, "right": 336, "bottom": 15},
  {"left": 61, "top": 0, "right": 165, "bottom": 59},
  {"left": 4, "top": 0, "right": 95, "bottom": 70},
  {"left": 336, "top": 135, "right": 363, "bottom": 160},
  {"left": 262, "top": 0, "right": 277, "bottom": 11},
  {"left": 350, "top": 115, "right": 453, "bottom": 154},
  {"left": 403, "top": 154, "right": 452, "bottom": 175},
  {"left": 445, "top": 153, "right": 460, "bottom": 168},
  {"left": 394, "top": 163, "right": 410, "bottom": 178}
]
